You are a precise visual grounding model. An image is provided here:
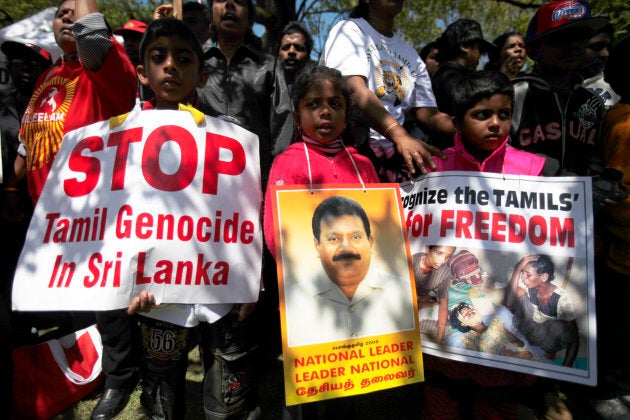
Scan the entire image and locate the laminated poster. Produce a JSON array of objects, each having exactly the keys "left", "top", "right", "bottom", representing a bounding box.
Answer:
[
  {"left": 400, "top": 171, "right": 596, "bottom": 386},
  {"left": 13, "top": 108, "right": 263, "bottom": 310},
  {"left": 270, "top": 184, "right": 423, "bottom": 406}
]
